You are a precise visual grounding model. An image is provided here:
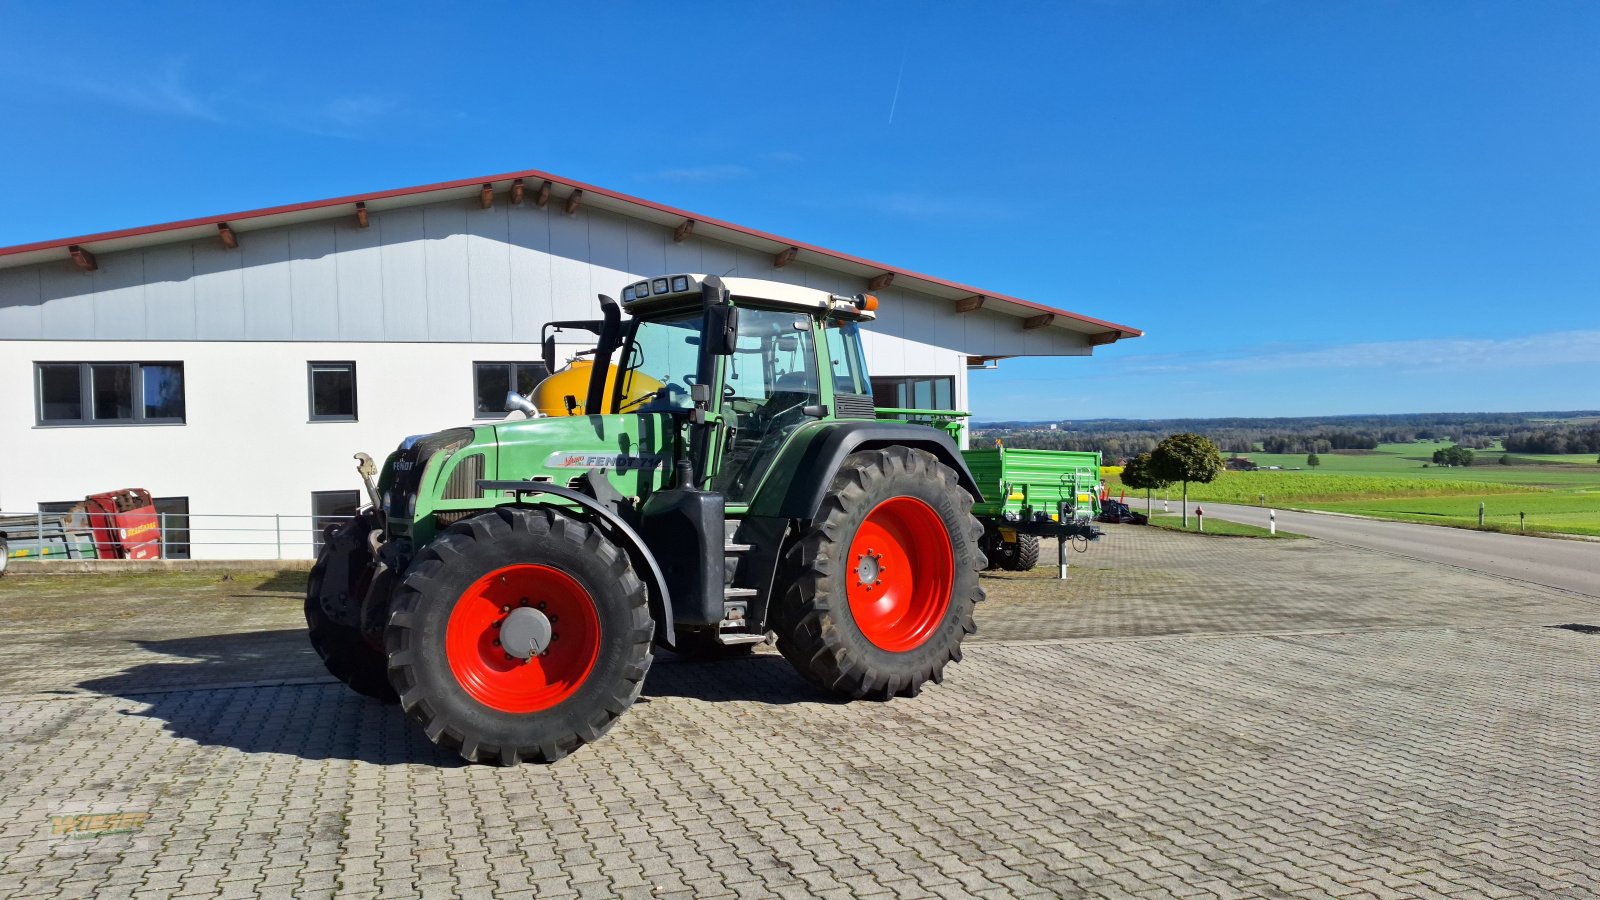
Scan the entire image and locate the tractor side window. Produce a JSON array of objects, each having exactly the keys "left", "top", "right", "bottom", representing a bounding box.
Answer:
[
  {"left": 824, "top": 319, "right": 871, "bottom": 396},
  {"left": 715, "top": 309, "right": 820, "bottom": 502},
  {"left": 615, "top": 311, "right": 703, "bottom": 412}
]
